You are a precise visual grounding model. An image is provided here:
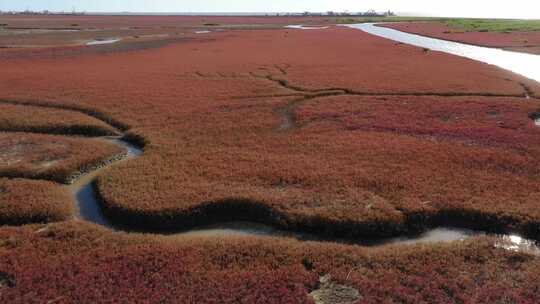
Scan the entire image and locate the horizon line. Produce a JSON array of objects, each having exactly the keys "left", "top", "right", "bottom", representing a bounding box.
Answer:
[{"left": 1, "top": 11, "right": 538, "bottom": 20}]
